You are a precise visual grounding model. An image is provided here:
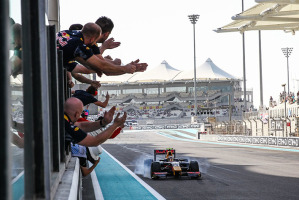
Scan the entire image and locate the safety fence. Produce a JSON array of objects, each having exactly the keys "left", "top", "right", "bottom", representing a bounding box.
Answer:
[{"left": 217, "top": 135, "right": 299, "bottom": 148}]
